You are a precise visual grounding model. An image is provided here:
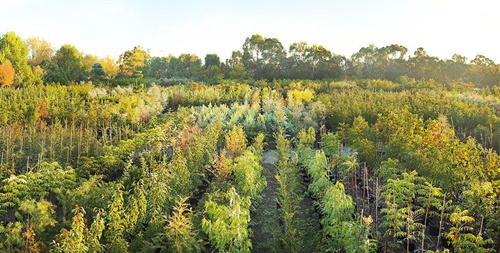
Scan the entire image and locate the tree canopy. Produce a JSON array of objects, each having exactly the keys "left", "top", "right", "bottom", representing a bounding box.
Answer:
[{"left": 0, "top": 32, "right": 34, "bottom": 85}]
